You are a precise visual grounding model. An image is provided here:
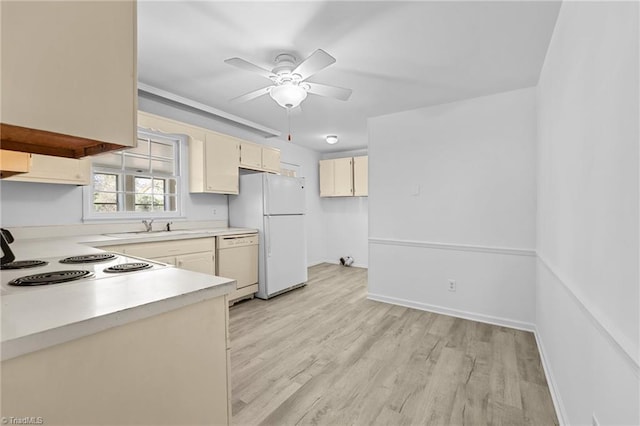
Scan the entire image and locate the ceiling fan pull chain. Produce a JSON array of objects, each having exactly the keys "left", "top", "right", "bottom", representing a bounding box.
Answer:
[{"left": 287, "top": 107, "right": 292, "bottom": 141}]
